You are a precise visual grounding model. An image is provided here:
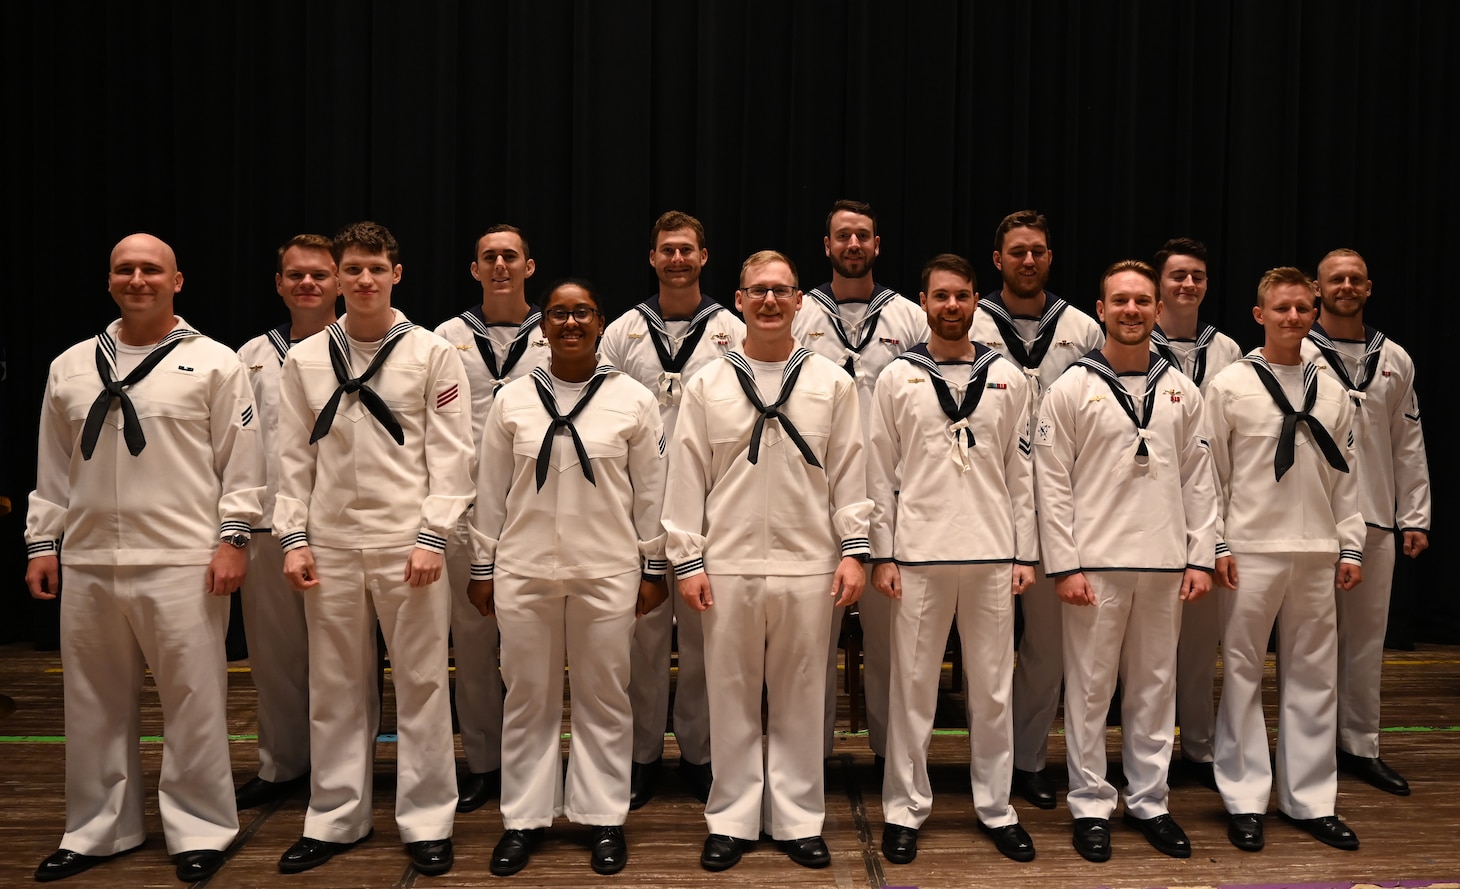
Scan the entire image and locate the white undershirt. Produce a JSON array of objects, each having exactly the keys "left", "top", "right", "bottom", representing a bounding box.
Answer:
[
  {"left": 346, "top": 333, "right": 384, "bottom": 376},
  {"left": 744, "top": 357, "right": 788, "bottom": 404},
  {"left": 548, "top": 371, "right": 590, "bottom": 415},
  {"left": 1268, "top": 362, "right": 1306, "bottom": 408},
  {"left": 112, "top": 340, "right": 156, "bottom": 378}
]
